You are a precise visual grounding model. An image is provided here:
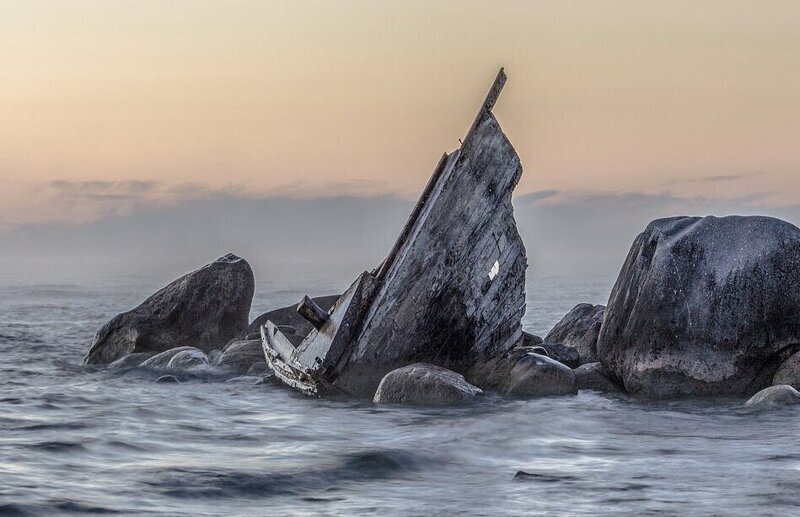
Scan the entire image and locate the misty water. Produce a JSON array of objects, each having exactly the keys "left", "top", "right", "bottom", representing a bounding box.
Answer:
[{"left": 2, "top": 270, "right": 799, "bottom": 516}]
